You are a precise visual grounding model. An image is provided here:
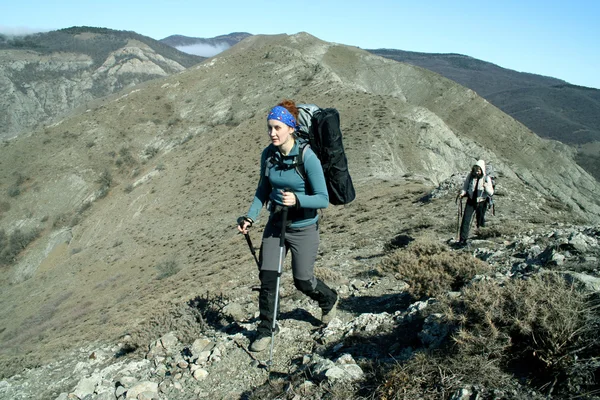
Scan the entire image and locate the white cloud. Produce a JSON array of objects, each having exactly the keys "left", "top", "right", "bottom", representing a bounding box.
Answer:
[
  {"left": 0, "top": 25, "right": 50, "bottom": 36},
  {"left": 176, "top": 42, "right": 230, "bottom": 57}
]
